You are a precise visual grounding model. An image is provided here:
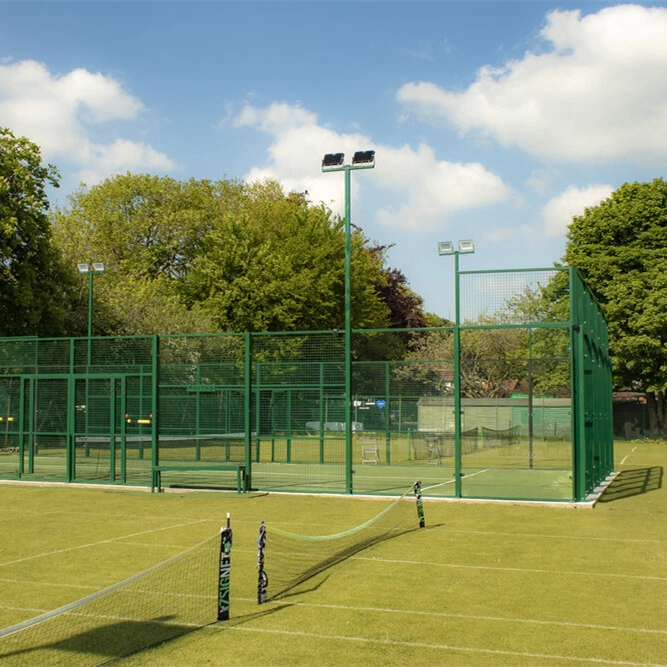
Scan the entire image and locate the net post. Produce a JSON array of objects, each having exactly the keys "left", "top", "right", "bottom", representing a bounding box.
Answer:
[
  {"left": 257, "top": 521, "right": 268, "bottom": 604},
  {"left": 414, "top": 480, "right": 425, "bottom": 528},
  {"left": 217, "top": 513, "right": 232, "bottom": 621}
]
